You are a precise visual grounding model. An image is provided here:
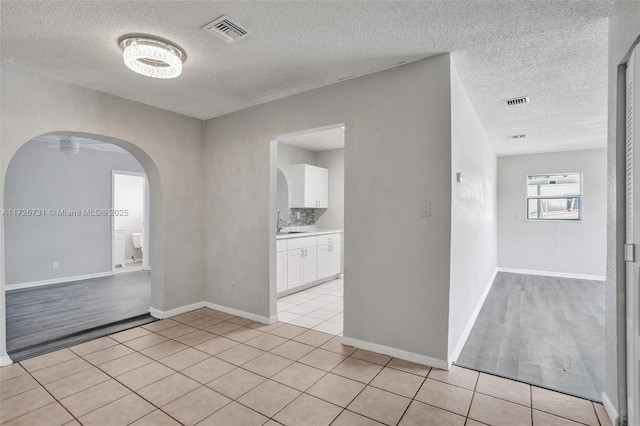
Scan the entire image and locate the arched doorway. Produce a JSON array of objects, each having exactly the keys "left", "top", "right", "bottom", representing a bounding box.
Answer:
[{"left": 2, "top": 131, "right": 164, "bottom": 361}]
